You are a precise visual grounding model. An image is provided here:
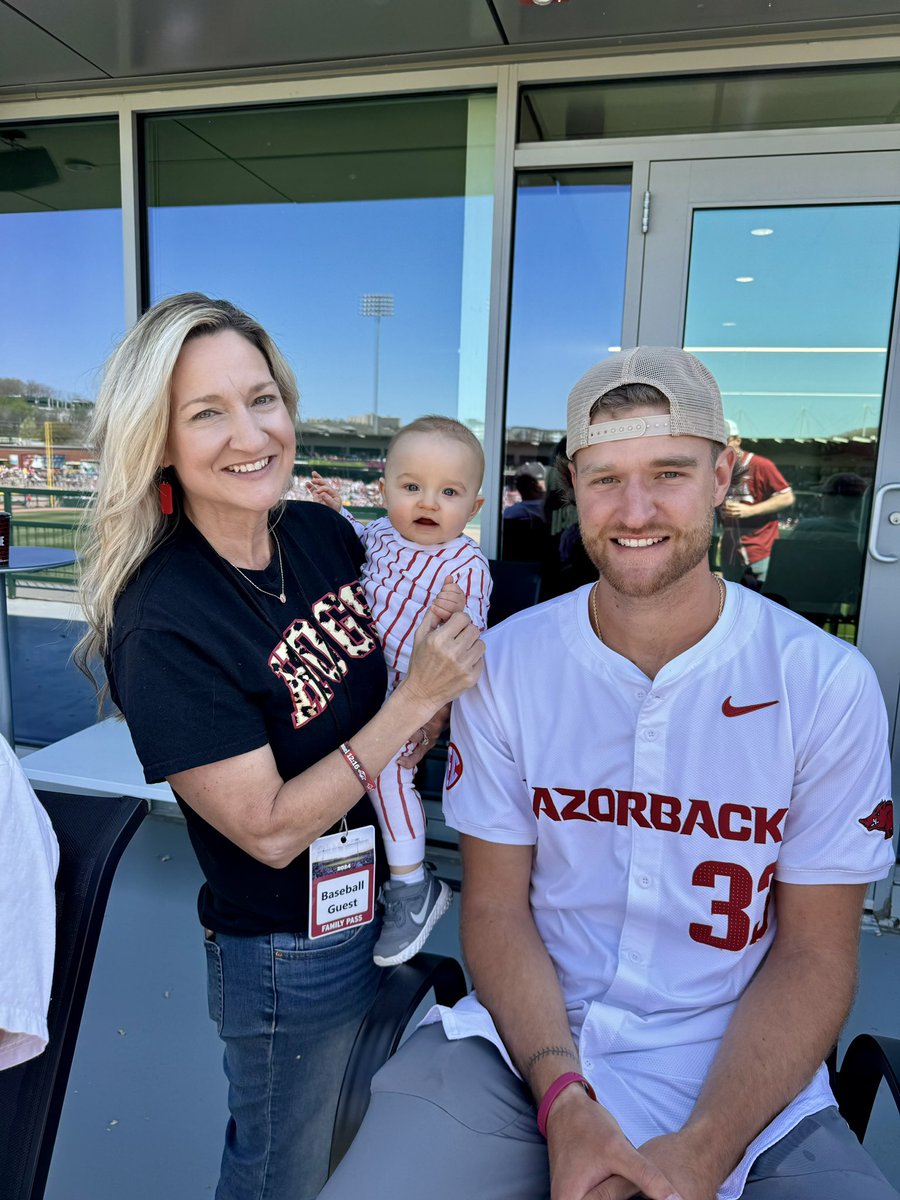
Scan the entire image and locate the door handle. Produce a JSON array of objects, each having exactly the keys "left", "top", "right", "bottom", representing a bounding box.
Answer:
[{"left": 867, "top": 482, "right": 900, "bottom": 564}]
